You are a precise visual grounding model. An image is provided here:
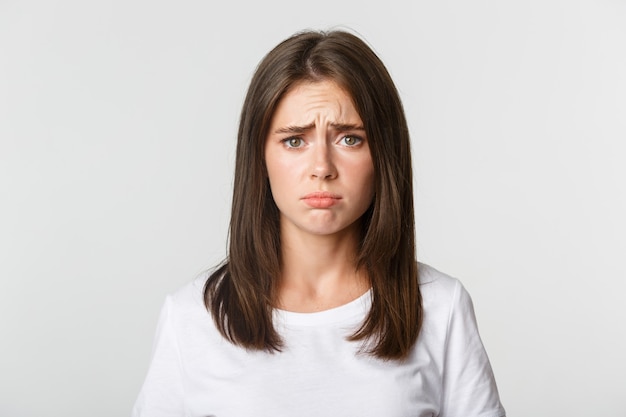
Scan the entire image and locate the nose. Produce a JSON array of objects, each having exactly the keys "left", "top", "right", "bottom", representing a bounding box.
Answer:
[{"left": 310, "top": 142, "right": 337, "bottom": 180}]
